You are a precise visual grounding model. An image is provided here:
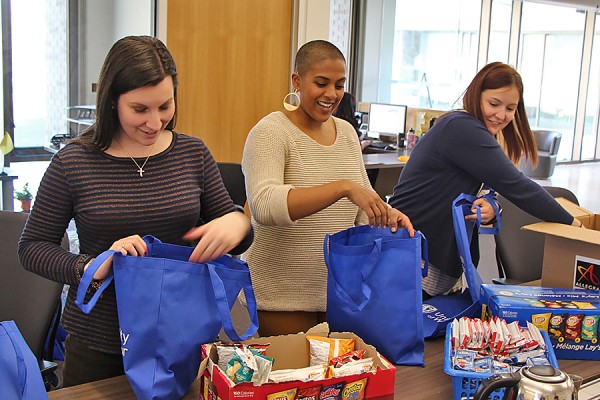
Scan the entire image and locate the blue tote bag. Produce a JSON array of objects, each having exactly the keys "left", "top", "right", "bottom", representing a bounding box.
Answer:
[
  {"left": 422, "top": 192, "right": 500, "bottom": 338},
  {"left": 0, "top": 321, "right": 48, "bottom": 400},
  {"left": 324, "top": 226, "right": 428, "bottom": 366},
  {"left": 76, "top": 236, "right": 258, "bottom": 400}
]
